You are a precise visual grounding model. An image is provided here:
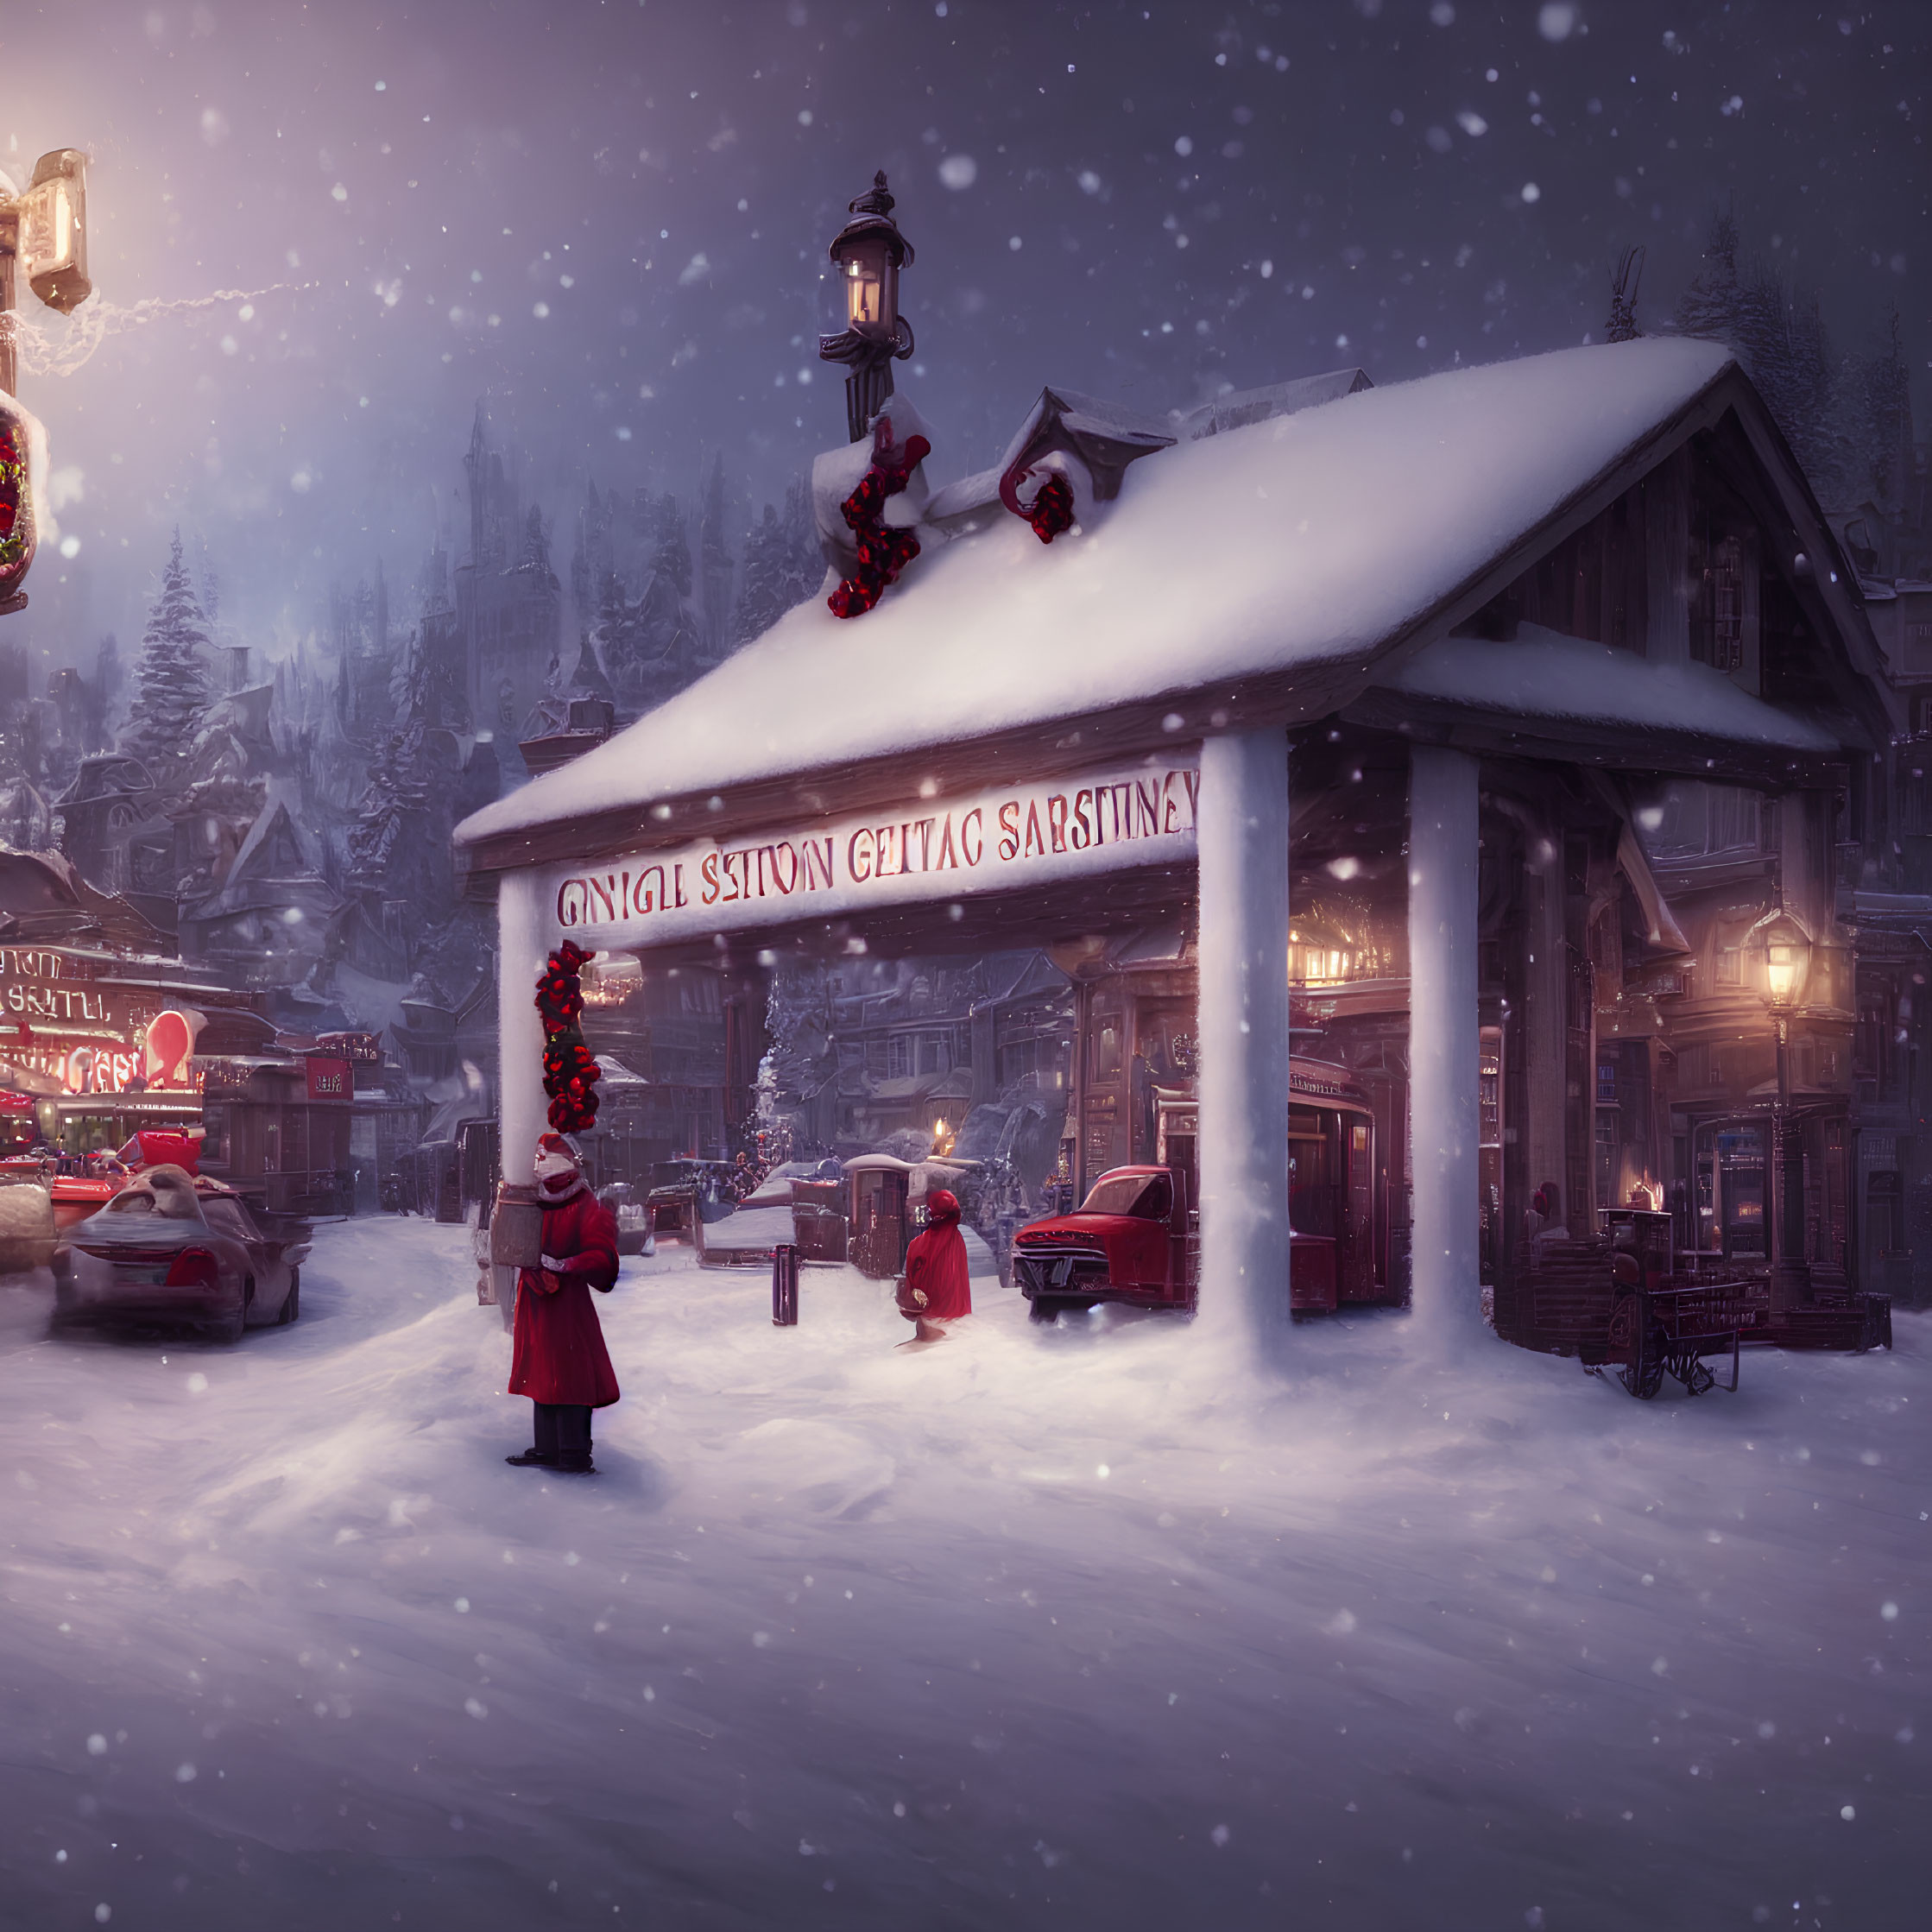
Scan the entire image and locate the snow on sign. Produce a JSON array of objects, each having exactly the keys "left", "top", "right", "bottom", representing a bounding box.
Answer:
[{"left": 544, "top": 754, "right": 1202, "bottom": 947}]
